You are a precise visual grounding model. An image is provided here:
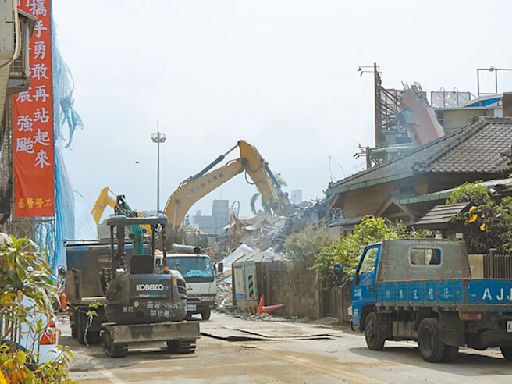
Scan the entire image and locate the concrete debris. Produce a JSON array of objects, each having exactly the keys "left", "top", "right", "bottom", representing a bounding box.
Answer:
[
  {"left": 209, "top": 199, "right": 330, "bottom": 260},
  {"left": 211, "top": 199, "right": 333, "bottom": 315},
  {"left": 400, "top": 83, "right": 444, "bottom": 145}
]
